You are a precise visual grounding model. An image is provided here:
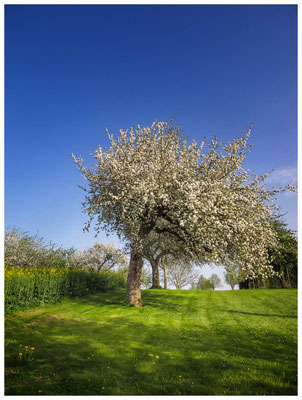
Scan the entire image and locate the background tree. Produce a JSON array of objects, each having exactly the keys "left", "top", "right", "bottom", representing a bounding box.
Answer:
[
  {"left": 167, "top": 260, "right": 198, "bottom": 290},
  {"left": 143, "top": 231, "right": 195, "bottom": 289},
  {"left": 209, "top": 273, "right": 222, "bottom": 290},
  {"left": 142, "top": 233, "right": 168, "bottom": 288},
  {"left": 160, "top": 254, "right": 174, "bottom": 289},
  {"left": 224, "top": 262, "right": 240, "bottom": 290},
  {"left": 140, "top": 267, "right": 152, "bottom": 289},
  {"left": 195, "top": 275, "right": 213, "bottom": 290},
  {"left": 86, "top": 243, "right": 127, "bottom": 272},
  {"left": 73, "top": 119, "right": 293, "bottom": 305},
  {"left": 68, "top": 242, "right": 127, "bottom": 272}
]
